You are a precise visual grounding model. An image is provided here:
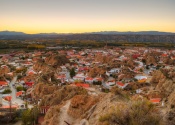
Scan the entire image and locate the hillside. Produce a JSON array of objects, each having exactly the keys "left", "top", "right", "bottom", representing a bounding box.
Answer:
[{"left": 150, "top": 68, "right": 175, "bottom": 125}]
